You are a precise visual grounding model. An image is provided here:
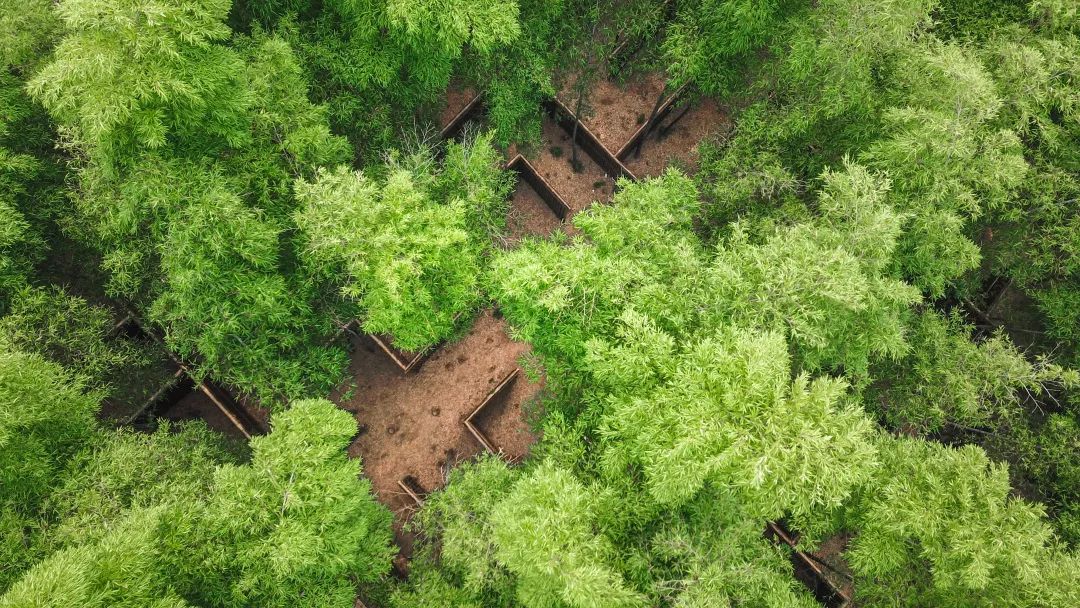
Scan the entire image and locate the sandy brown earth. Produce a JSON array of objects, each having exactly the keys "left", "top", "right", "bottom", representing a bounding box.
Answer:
[
  {"left": 575, "top": 73, "right": 668, "bottom": 154},
  {"left": 506, "top": 180, "right": 564, "bottom": 245},
  {"left": 333, "top": 310, "right": 542, "bottom": 564},
  {"left": 622, "top": 98, "right": 728, "bottom": 178},
  {"left": 522, "top": 117, "right": 616, "bottom": 212},
  {"left": 337, "top": 310, "right": 542, "bottom": 496},
  {"left": 439, "top": 86, "right": 478, "bottom": 131},
  {"left": 469, "top": 370, "right": 539, "bottom": 463}
]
